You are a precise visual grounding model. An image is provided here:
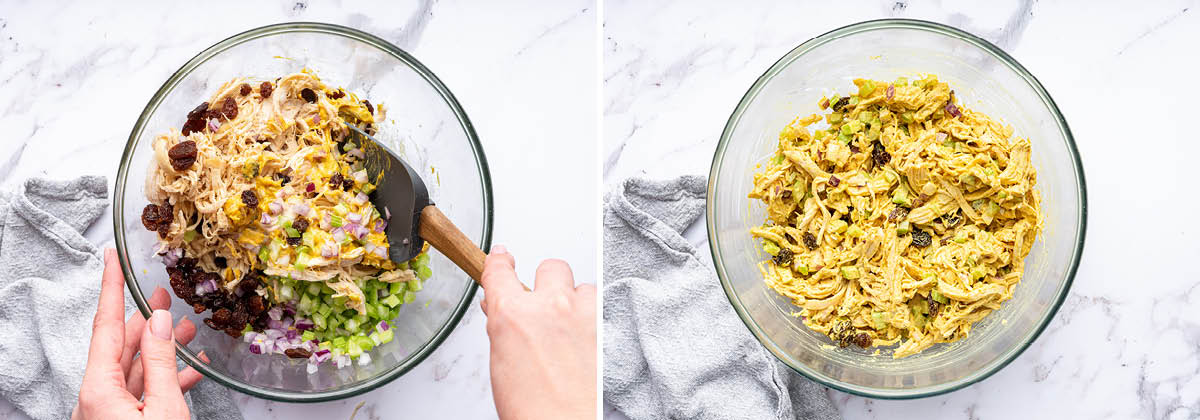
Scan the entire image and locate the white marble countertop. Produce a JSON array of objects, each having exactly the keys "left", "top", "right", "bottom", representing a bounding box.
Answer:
[
  {"left": 604, "top": 0, "right": 1199, "bottom": 419},
  {"left": 0, "top": 1, "right": 596, "bottom": 419}
]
